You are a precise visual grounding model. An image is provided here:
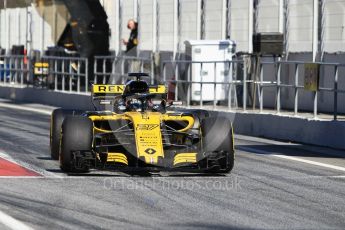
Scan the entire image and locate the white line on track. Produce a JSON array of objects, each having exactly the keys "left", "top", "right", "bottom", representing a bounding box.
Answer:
[
  {"left": 272, "top": 154, "right": 345, "bottom": 172},
  {"left": 0, "top": 176, "right": 42, "bottom": 179},
  {"left": 238, "top": 146, "right": 345, "bottom": 173},
  {"left": 0, "top": 210, "right": 34, "bottom": 230},
  {"left": 0, "top": 102, "right": 52, "bottom": 115}
]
